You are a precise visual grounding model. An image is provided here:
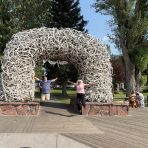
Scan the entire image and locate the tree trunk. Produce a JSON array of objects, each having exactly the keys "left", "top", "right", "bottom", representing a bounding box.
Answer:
[
  {"left": 135, "top": 68, "right": 141, "bottom": 92},
  {"left": 62, "top": 81, "right": 67, "bottom": 96},
  {"left": 116, "top": 83, "right": 120, "bottom": 92},
  {"left": 122, "top": 48, "right": 136, "bottom": 96},
  {"left": 144, "top": 67, "right": 148, "bottom": 91}
]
